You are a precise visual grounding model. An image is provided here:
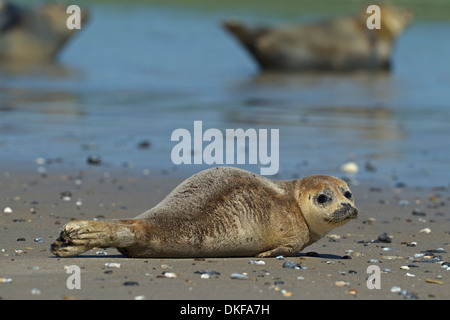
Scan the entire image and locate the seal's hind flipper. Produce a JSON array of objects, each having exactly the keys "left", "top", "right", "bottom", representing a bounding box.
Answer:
[{"left": 51, "top": 219, "right": 139, "bottom": 257}]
